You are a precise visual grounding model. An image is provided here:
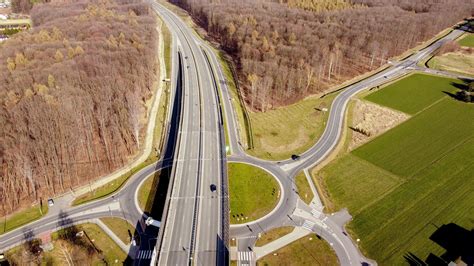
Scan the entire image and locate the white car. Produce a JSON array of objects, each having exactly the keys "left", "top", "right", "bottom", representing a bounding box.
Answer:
[{"left": 47, "top": 198, "right": 54, "bottom": 207}]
